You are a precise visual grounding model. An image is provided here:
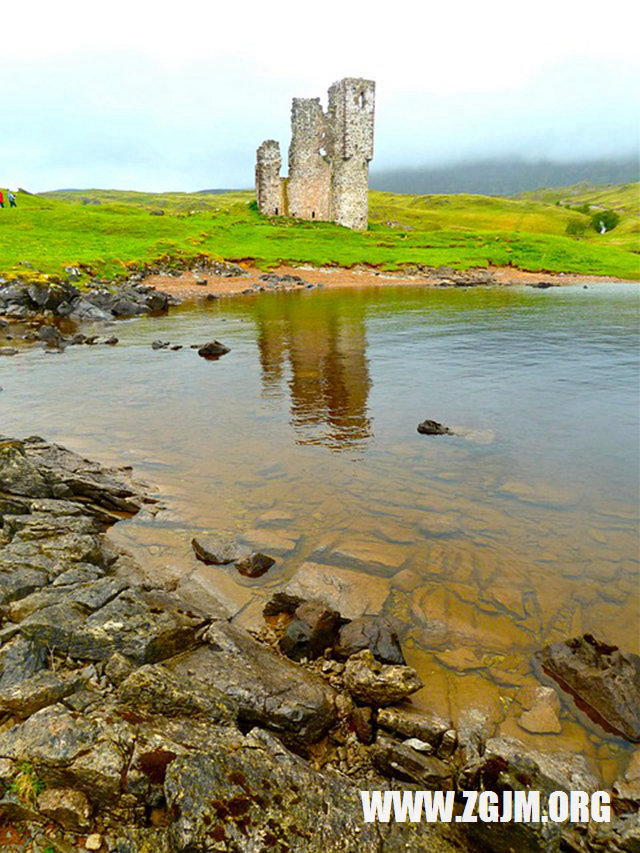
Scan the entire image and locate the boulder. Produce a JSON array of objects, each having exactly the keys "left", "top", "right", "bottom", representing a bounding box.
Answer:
[
  {"left": 168, "top": 621, "right": 337, "bottom": 743},
  {"left": 334, "top": 616, "right": 405, "bottom": 664},
  {"left": 234, "top": 551, "right": 275, "bottom": 578},
  {"left": 279, "top": 601, "right": 342, "bottom": 661},
  {"left": 67, "top": 588, "right": 206, "bottom": 663},
  {"left": 343, "top": 650, "right": 423, "bottom": 706},
  {"left": 538, "top": 634, "right": 640, "bottom": 741}
]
